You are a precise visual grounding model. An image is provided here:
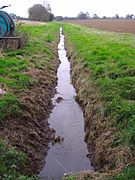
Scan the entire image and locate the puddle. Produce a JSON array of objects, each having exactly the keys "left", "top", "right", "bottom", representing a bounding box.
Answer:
[{"left": 39, "top": 27, "right": 93, "bottom": 179}]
